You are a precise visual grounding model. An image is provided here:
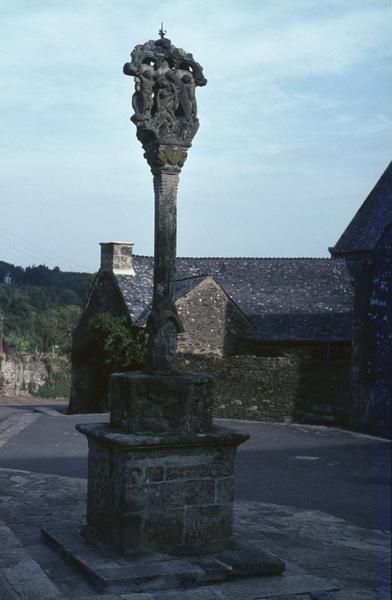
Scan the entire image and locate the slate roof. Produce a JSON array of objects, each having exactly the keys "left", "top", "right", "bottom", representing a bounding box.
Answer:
[
  {"left": 115, "top": 257, "right": 353, "bottom": 342},
  {"left": 331, "top": 162, "right": 392, "bottom": 255},
  {"left": 128, "top": 275, "right": 208, "bottom": 328}
]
